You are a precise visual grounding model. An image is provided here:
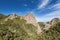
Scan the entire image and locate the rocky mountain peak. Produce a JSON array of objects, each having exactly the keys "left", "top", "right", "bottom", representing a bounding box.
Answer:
[
  {"left": 23, "top": 13, "right": 38, "bottom": 26},
  {"left": 5, "top": 12, "right": 42, "bottom": 34},
  {"left": 51, "top": 18, "right": 60, "bottom": 25},
  {"left": 10, "top": 13, "right": 16, "bottom": 16},
  {"left": 25, "top": 12, "right": 33, "bottom": 17},
  {"left": 8, "top": 13, "right": 17, "bottom": 19},
  {"left": 22, "top": 13, "right": 42, "bottom": 34},
  {"left": 5, "top": 13, "right": 17, "bottom": 21}
]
